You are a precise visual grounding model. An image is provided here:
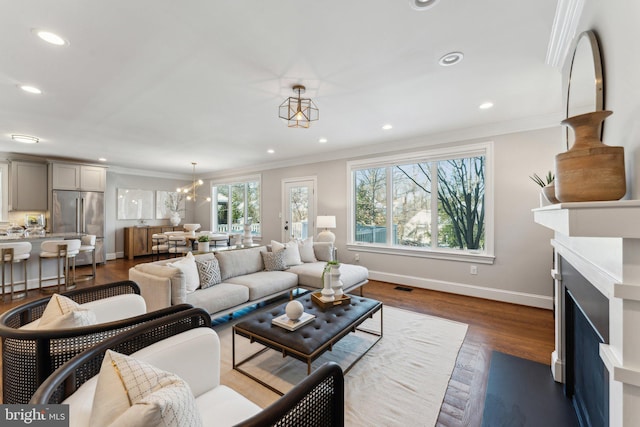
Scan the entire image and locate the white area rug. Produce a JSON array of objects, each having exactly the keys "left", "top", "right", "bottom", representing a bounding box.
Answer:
[{"left": 216, "top": 306, "right": 468, "bottom": 427}]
